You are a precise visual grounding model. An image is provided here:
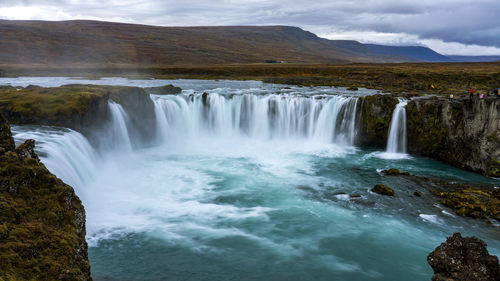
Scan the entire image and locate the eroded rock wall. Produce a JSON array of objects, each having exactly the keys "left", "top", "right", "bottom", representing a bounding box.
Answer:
[
  {"left": 0, "top": 113, "right": 91, "bottom": 280},
  {"left": 406, "top": 97, "right": 500, "bottom": 177}
]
